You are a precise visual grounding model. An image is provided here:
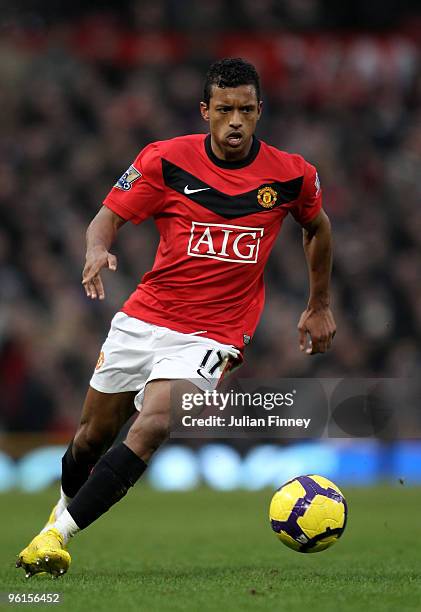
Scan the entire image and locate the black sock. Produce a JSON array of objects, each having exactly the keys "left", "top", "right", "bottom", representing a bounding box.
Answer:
[
  {"left": 66, "top": 442, "right": 147, "bottom": 530},
  {"left": 61, "top": 441, "right": 93, "bottom": 499}
]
